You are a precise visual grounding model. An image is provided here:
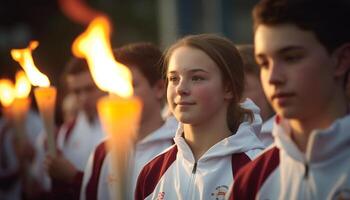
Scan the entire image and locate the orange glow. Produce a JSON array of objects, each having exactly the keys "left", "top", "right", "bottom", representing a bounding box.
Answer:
[
  {"left": 15, "top": 70, "right": 31, "bottom": 99},
  {"left": 0, "top": 79, "right": 15, "bottom": 107},
  {"left": 58, "top": 0, "right": 103, "bottom": 25},
  {"left": 72, "top": 16, "right": 133, "bottom": 98},
  {"left": 11, "top": 41, "right": 50, "bottom": 87}
]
